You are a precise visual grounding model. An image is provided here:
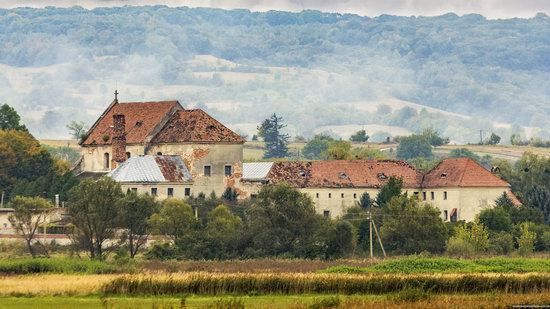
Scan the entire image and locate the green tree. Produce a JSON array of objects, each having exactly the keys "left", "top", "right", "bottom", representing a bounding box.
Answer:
[
  {"left": 149, "top": 198, "right": 195, "bottom": 242},
  {"left": 477, "top": 207, "right": 513, "bottom": 233},
  {"left": 517, "top": 223, "right": 536, "bottom": 256},
  {"left": 221, "top": 187, "right": 239, "bottom": 202},
  {"left": 420, "top": 128, "right": 449, "bottom": 146},
  {"left": 302, "top": 134, "right": 334, "bottom": 159},
  {"left": 67, "top": 177, "right": 124, "bottom": 259},
  {"left": 247, "top": 183, "right": 320, "bottom": 257},
  {"left": 525, "top": 185, "right": 550, "bottom": 225},
  {"left": 257, "top": 113, "right": 290, "bottom": 158},
  {"left": 396, "top": 134, "right": 433, "bottom": 159},
  {"left": 204, "top": 205, "right": 243, "bottom": 259},
  {"left": 487, "top": 133, "right": 501, "bottom": 145},
  {"left": 0, "top": 104, "right": 27, "bottom": 131},
  {"left": 324, "top": 220, "right": 355, "bottom": 259},
  {"left": 375, "top": 176, "right": 403, "bottom": 208},
  {"left": 452, "top": 221, "right": 489, "bottom": 253},
  {"left": 357, "top": 192, "right": 373, "bottom": 209},
  {"left": 349, "top": 129, "right": 369, "bottom": 143},
  {"left": 8, "top": 196, "right": 54, "bottom": 258},
  {"left": 66, "top": 121, "right": 88, "bottom": 141},
  {"left": 380, "top": 195, "right": 447, "bottom": 254},
  {"left": 117, "top": 192, "right": 160, "bottom": 258},
  {"left": 324, "top": 140, "right": 352, "bottom": 160}
]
